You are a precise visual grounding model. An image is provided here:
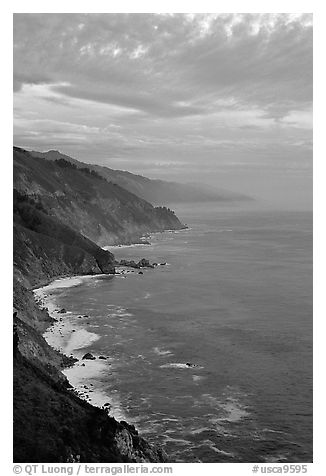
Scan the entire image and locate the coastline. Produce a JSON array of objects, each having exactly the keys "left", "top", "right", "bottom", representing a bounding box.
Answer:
[
  {"left": 32, "top": 228, "right": 177, "bottom": 423},
  {"left": 29, "top": 226, "right": 190, "bottom": 457},
  {"left": 34, "top": 273, "right": 131, "bottom": 422},
  {"left": 102, "top": 227, "right": 190, "bottom": 252}
]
